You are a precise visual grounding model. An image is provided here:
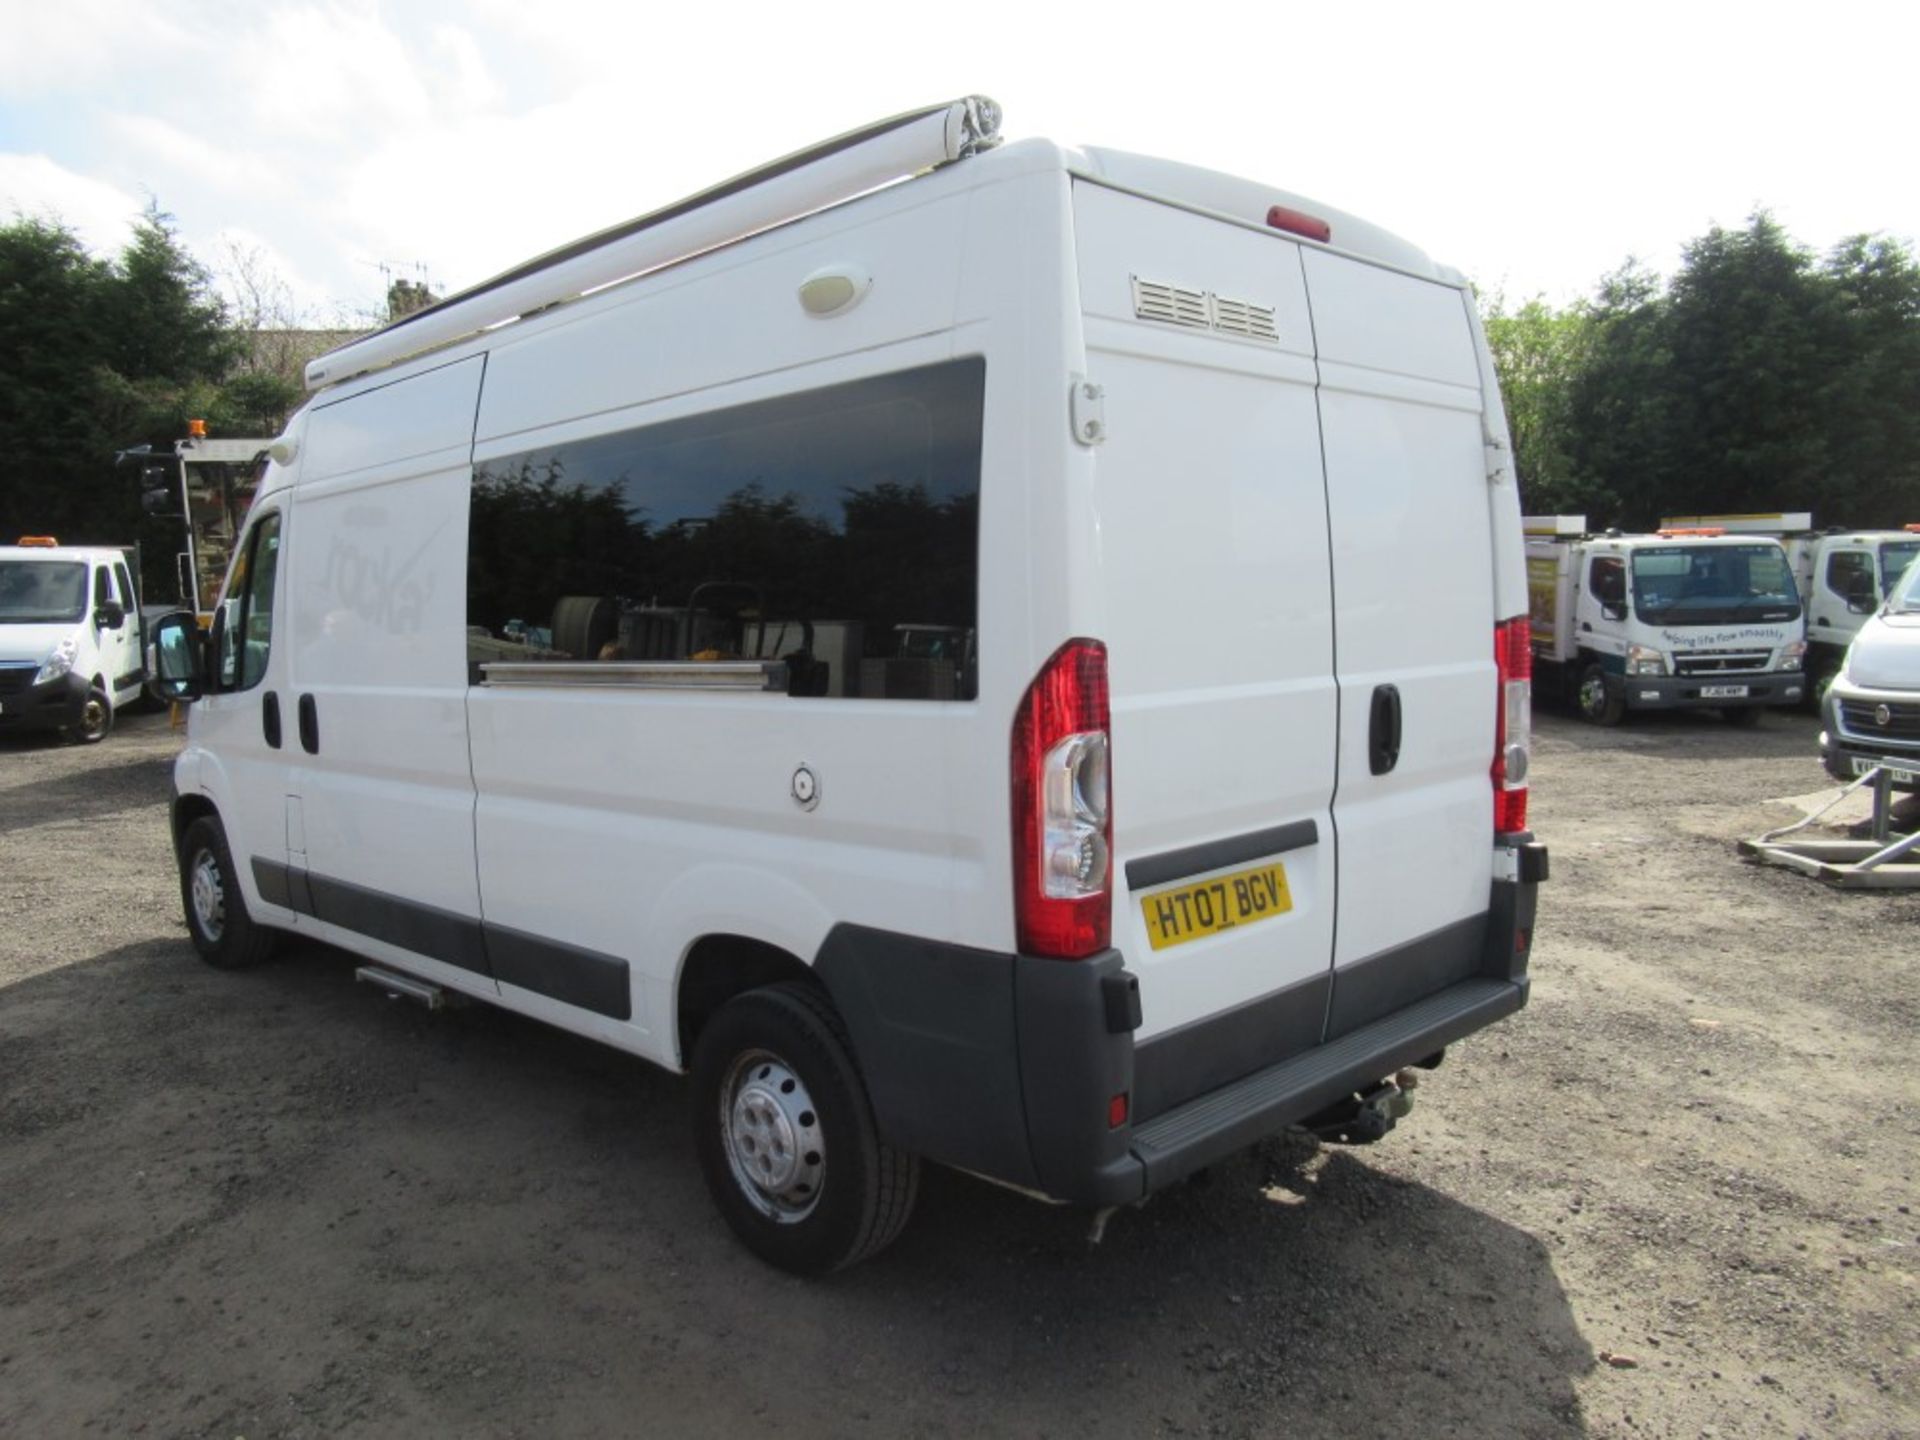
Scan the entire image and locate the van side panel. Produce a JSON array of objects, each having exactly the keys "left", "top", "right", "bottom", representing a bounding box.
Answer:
[
  {"left": 465, "top": 183, "right": 998, "bottom": 1066},
  {"left": 285, "top": 357, "right": 494, "bottom": 999},
  {"left": 1072, "top": 184, "right": 1341, "bottom": 1052},
  {"left": 1301, "top": 253, "right": 1497, "bottom": 977}
]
